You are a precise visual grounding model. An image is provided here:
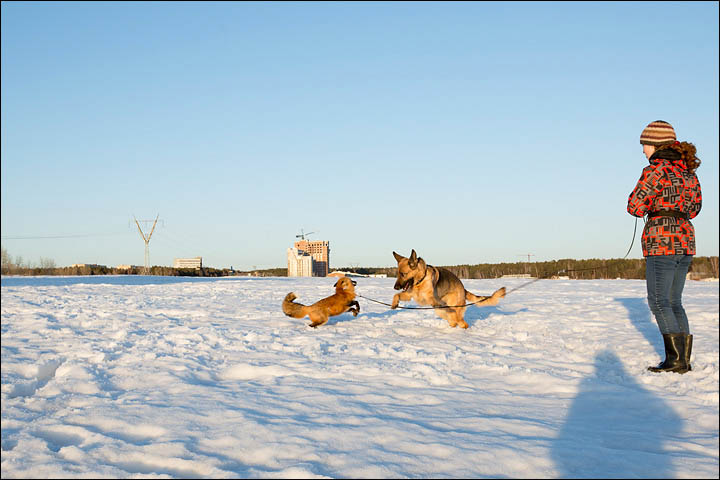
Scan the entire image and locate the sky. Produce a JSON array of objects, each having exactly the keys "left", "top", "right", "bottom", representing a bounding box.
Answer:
[
  {"left": 1, "top": 276, "right": 718, "bottom": 478},
  {"left": 1, "top": 1, "right": 718, "bottom": 270}
]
